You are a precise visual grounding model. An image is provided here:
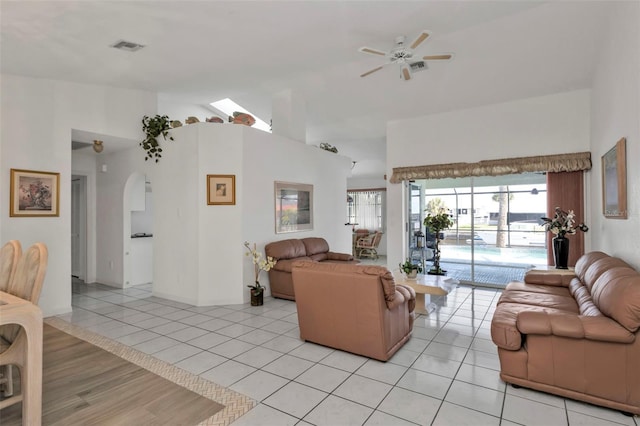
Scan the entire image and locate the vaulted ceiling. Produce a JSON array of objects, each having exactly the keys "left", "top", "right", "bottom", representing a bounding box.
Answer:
[{"left": 1, "top": 1, "right": 610, "bottom": 177}]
